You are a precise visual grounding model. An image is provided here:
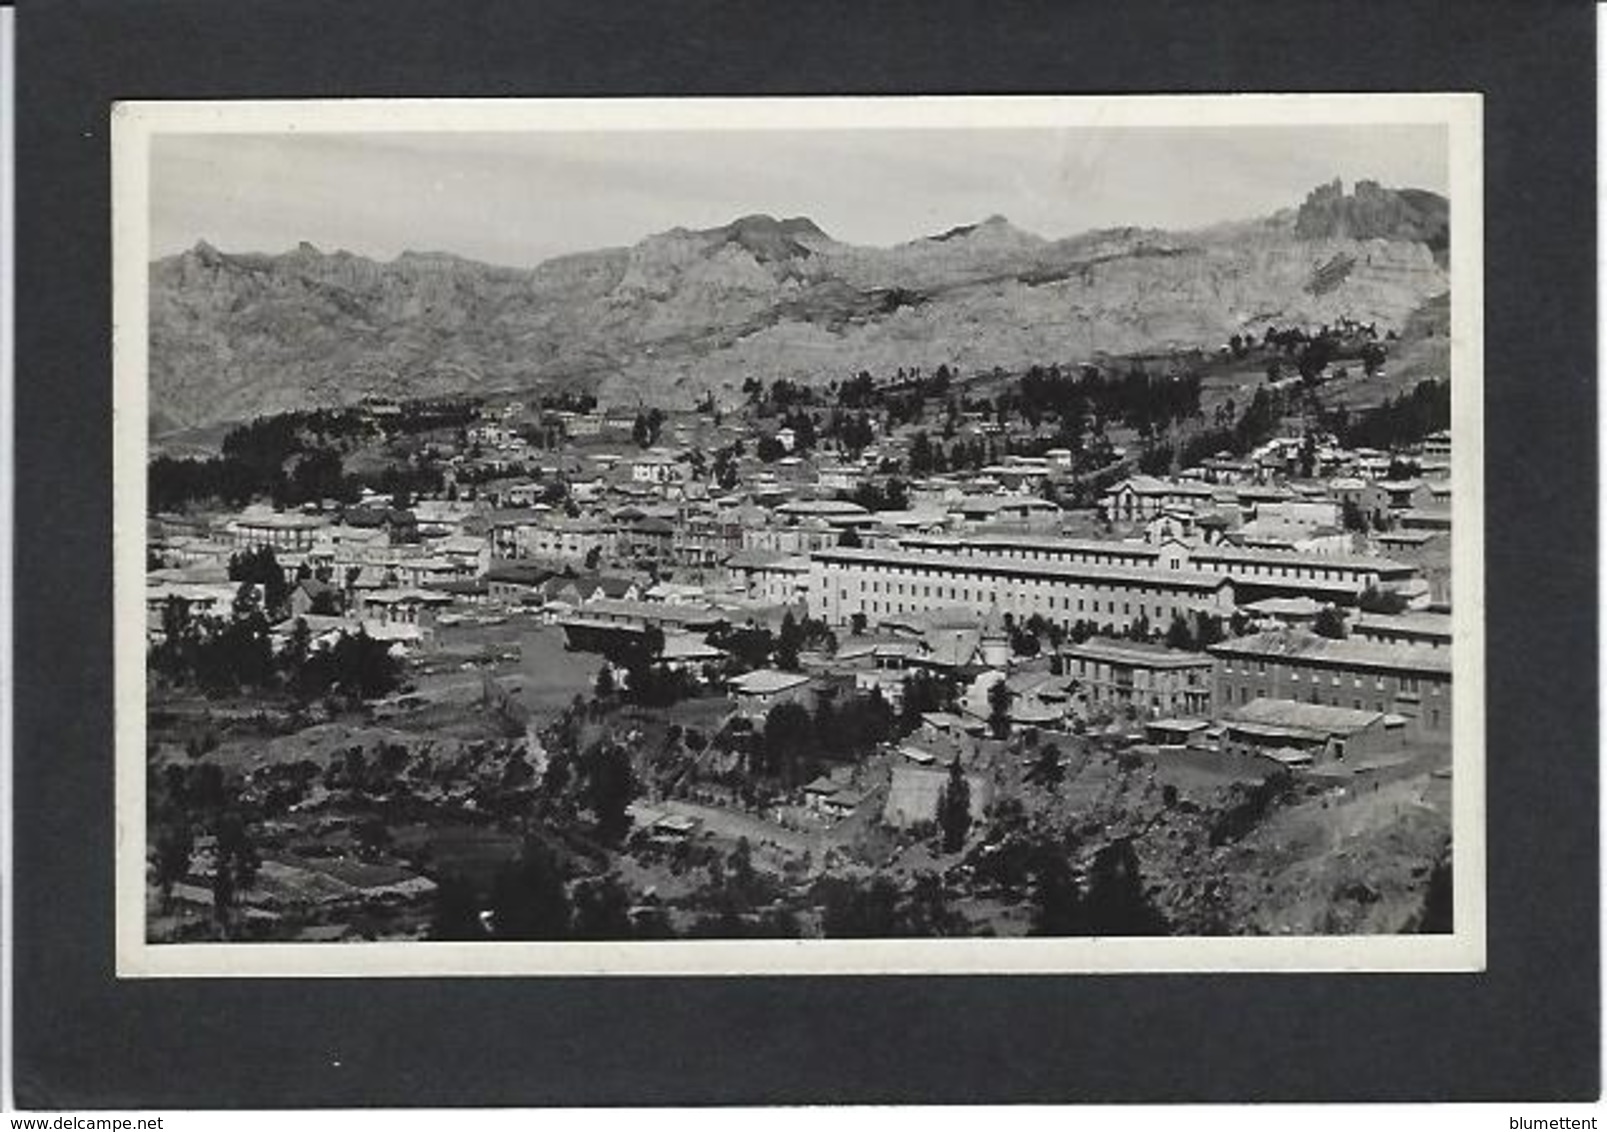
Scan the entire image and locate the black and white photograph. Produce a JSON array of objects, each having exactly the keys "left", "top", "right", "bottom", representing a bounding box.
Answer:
[{"left": 111, "top": 95, "right": 1484, "bottom": 976}]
